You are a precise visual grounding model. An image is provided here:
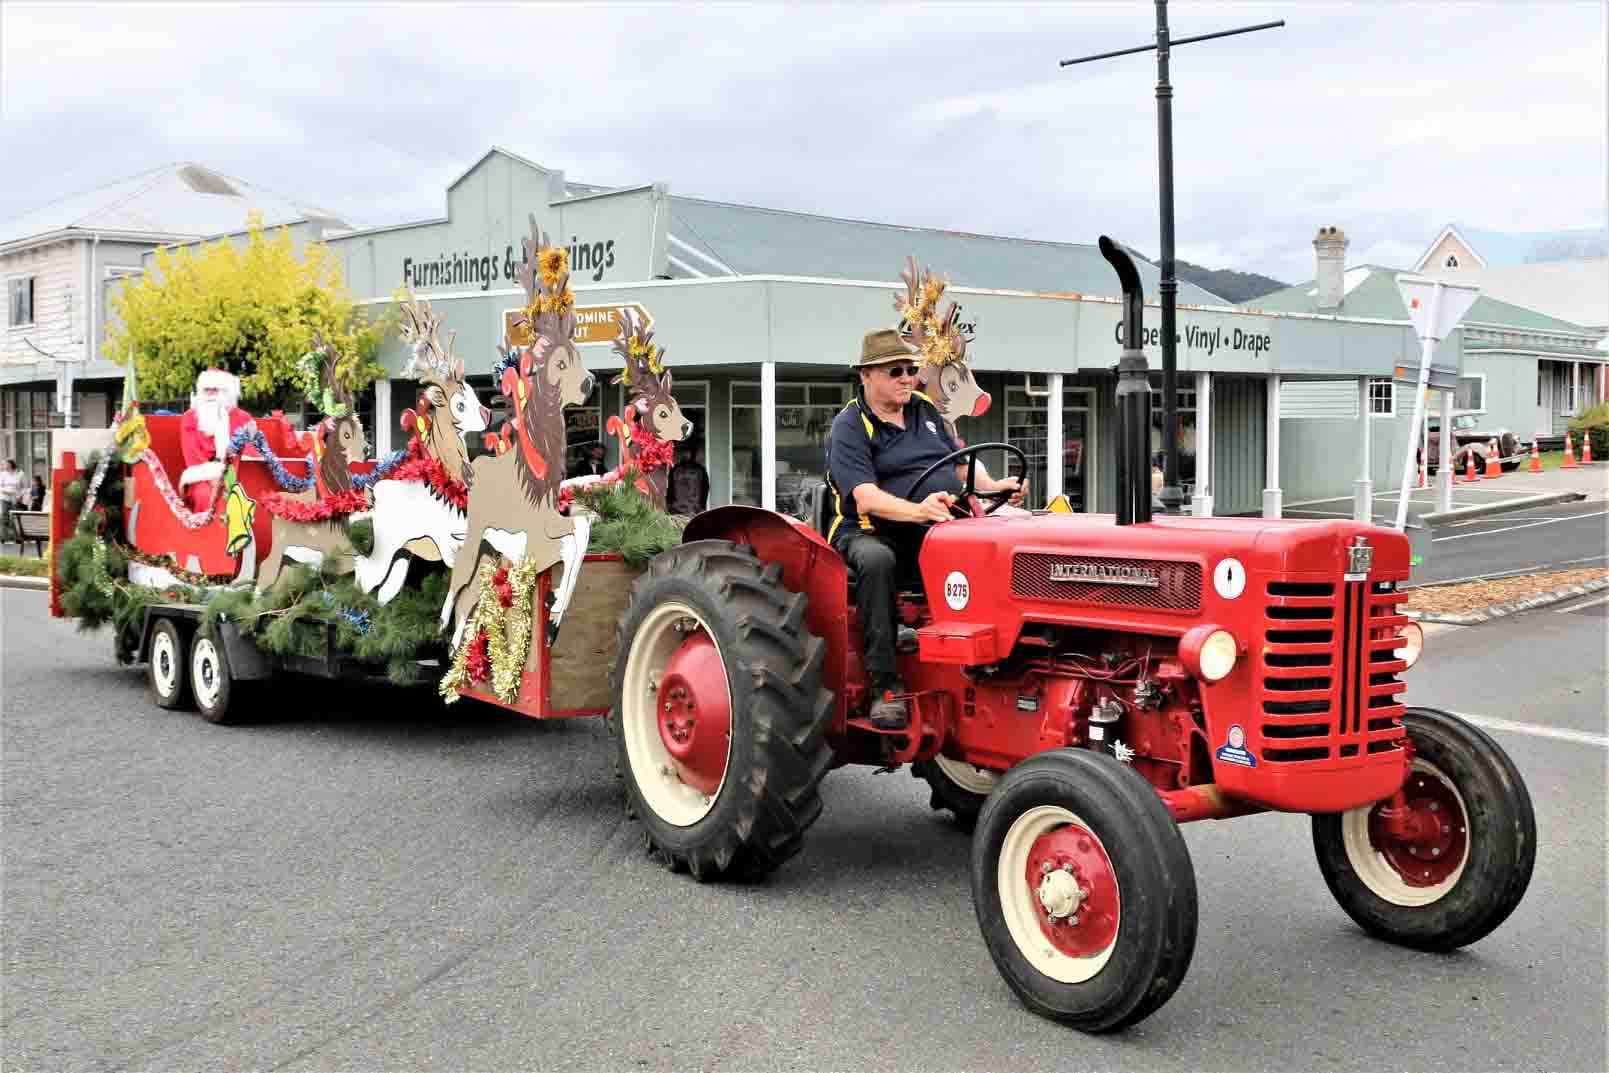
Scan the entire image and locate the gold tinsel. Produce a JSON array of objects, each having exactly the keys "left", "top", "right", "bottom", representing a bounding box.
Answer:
[
  {"left": 539, "top": 247, "right": 569, "bottom": 287},
  {"left": 439, "top": 555, "right": 543, "bottom": 704}
]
